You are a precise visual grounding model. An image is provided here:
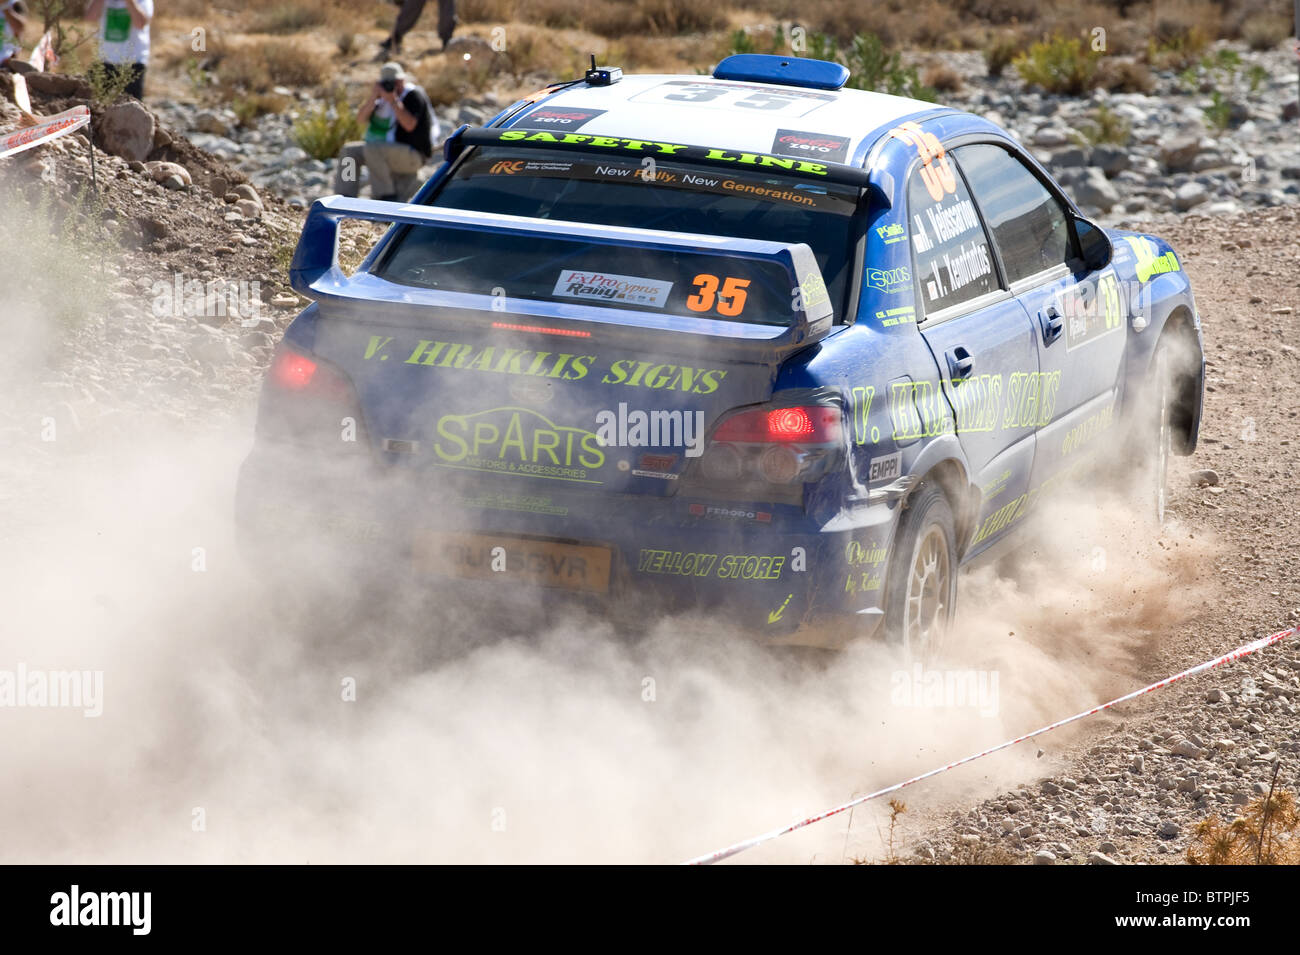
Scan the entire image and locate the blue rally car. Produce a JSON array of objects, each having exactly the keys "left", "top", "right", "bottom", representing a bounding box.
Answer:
[{"left": 237, "top": 54, "right": 1205, "bottom": 657}]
